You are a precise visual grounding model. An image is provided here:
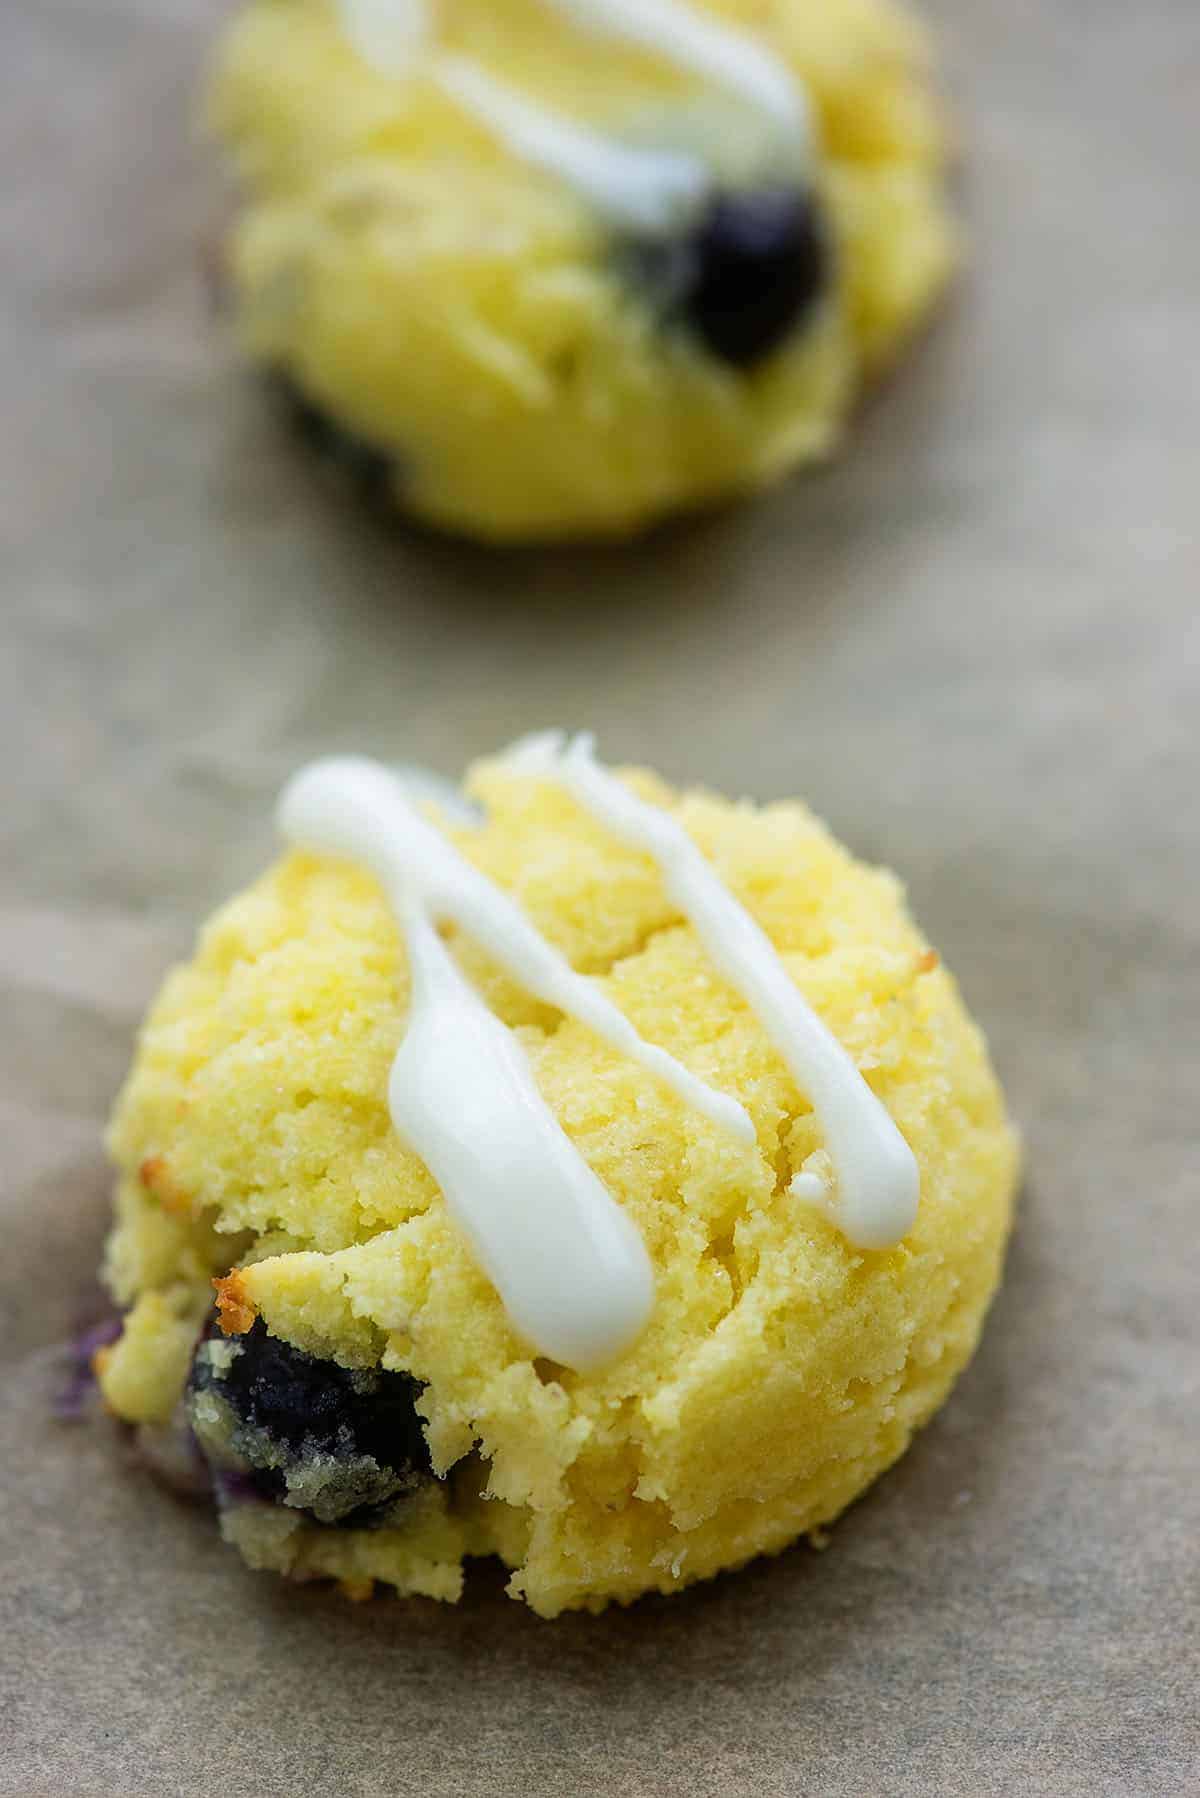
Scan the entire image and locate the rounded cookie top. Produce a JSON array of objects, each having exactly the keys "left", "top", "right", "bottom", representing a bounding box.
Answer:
[
  {"left": 106, "top": 755, "right": 1017, "bottom": 1612},
  {"left": 208, "top": 0, "right": 955, "bottom": 537}
]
